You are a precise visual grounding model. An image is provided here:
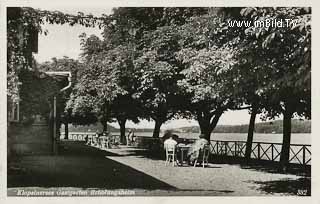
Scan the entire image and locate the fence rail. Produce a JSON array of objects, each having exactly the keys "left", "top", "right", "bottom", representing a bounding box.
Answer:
[
  {"left": 208, "top": 140, "right": 311, "bottom": 166},
  {"left": 61, "top": 132, "right": 311, "bottom": 166}
]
